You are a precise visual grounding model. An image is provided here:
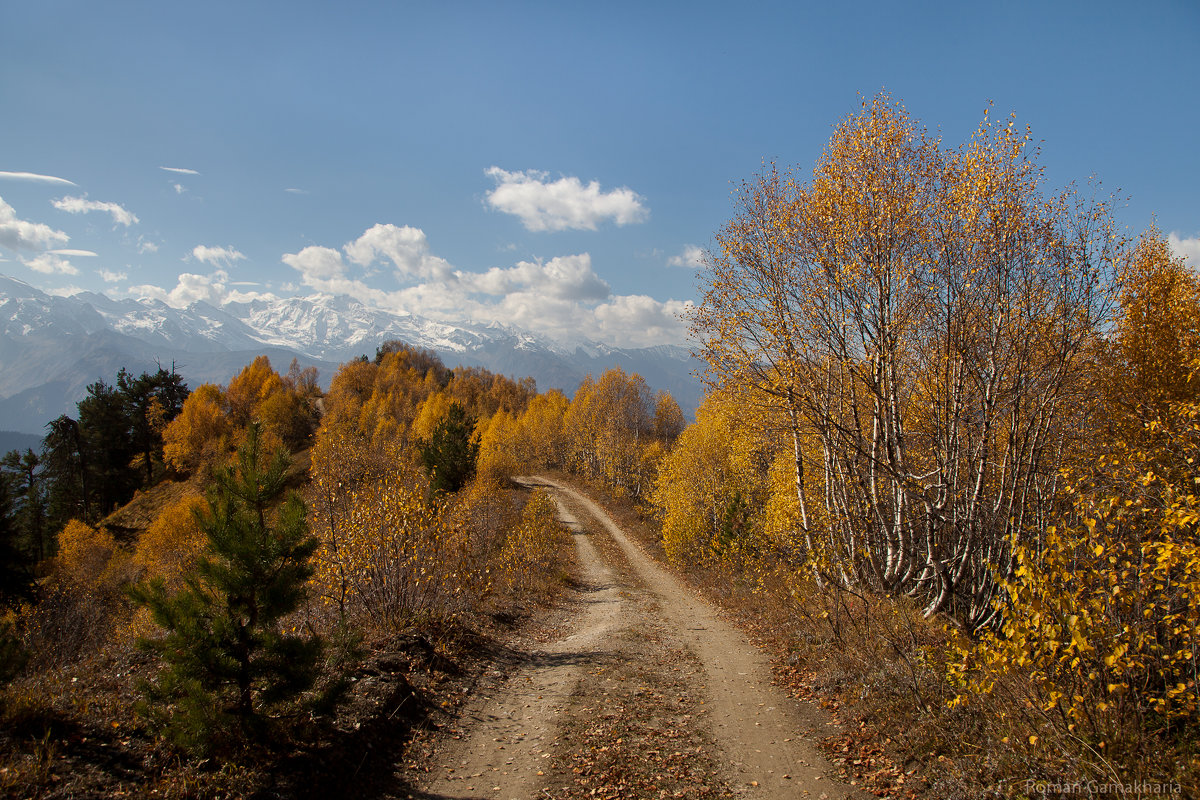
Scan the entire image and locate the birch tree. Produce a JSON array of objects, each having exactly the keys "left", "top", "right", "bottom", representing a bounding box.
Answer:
[{"left": 692, "top": 95, "right": 1119, "bottom": 627}]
